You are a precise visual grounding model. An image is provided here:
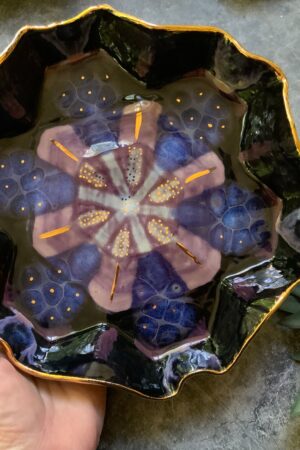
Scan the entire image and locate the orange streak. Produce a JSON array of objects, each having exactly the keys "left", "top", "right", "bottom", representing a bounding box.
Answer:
[
  {"left": 176, "top": 241, "right": 201, "bottom": 265},
  {"left": 134, "top": 110, "right": 143, "bottom": 141},
  {"left": 184, "top": 167, "right": 216, "bottom": 184},
  {"left": 110, "top": 263, "right": 120, "bottom": 301},
  {"left": 51, "top": 139, "right": 79, "bottom": 162},
  {"left": 39, "top": 225, "right": 71, "bottom": 239}
]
